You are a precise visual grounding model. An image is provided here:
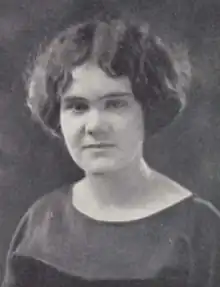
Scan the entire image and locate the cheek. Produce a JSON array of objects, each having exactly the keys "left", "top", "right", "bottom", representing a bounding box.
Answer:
[
  {"left": 117, "top": 110, "right": 144, "bottom": 142},
  {"left": 60, "top": 114, "right": 81, "bottom": 145},
  {"left": 112, "top": 111, "right": 142, "bottom": 130},
  {"left": 133, "top": 107, "right": 145, "bottom": 139}
]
